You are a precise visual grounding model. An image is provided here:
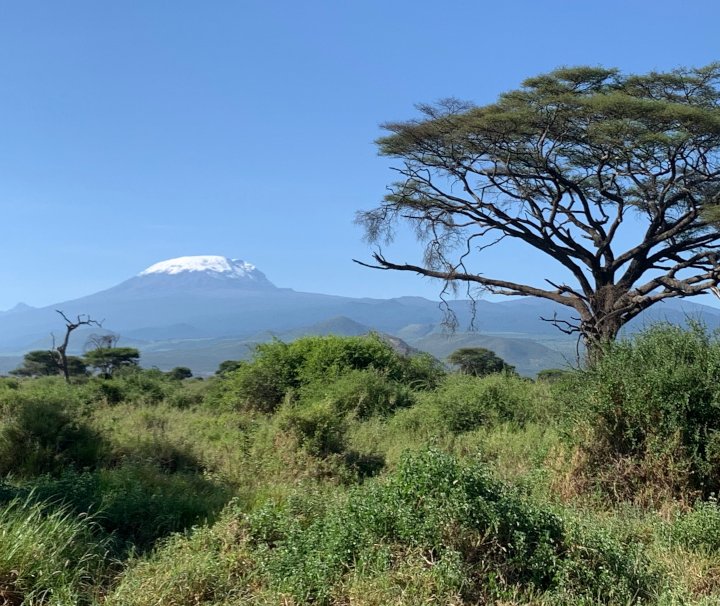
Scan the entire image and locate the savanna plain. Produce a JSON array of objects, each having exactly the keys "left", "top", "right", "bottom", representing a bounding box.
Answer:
[{"left": 3, "top": 325, "right": 720, "bottom": 605}]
